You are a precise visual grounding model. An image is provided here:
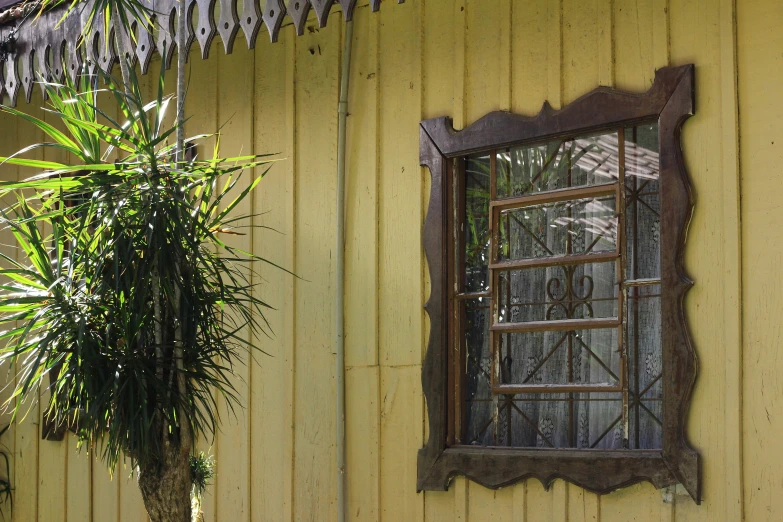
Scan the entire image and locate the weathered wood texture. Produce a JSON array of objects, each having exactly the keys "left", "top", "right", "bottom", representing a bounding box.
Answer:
[
  {"left": 0, "top": 0, "right": 754, "bottom": 520},
  {"left": 0, "top": 0, "right": 404, "bottom": 105},
  {"left": 737, "top": 1, "right": 782, "bottom": 521}
]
